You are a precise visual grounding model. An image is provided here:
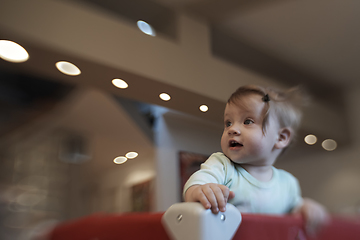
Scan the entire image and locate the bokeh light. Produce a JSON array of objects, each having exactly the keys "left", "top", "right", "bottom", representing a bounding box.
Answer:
[
  {"left": 125, "top": 152, "right": 138, "bottom": 159},
  {"left": 199, "top": 105, "right": 209, "bottom": 112},
  {"left": 112, "top": 79, "right": 128, "bottom": 89},
  {"left": 113, "top": 156, "right": 127, "bottom": 164},
  {"left": 159, "top": 93, "right": 171, "bottom": 101},
  {"left": 304, "top": 134, "right": 317, "bottom": 145},
  {"left": 322, "top": 139, "right": 337, "bottom": 151},
  {"left": 0, "top": 40, "right": 29, "bottom": 63},
  {"left": 56, "top": 61, "right": 81, "bottom": 76},
  {"left": 137, "top": 20, "right": 156, "bottom": 36}
]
